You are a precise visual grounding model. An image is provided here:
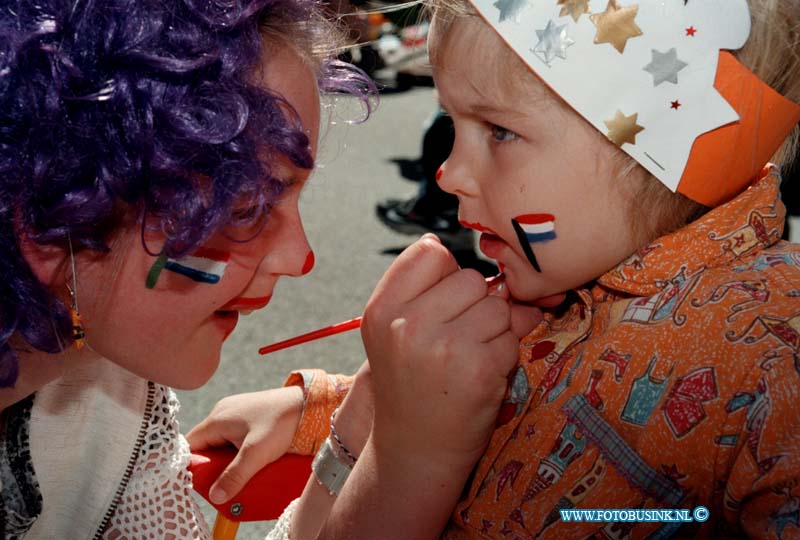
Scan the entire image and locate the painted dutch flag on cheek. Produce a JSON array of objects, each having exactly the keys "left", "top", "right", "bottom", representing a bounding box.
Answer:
[
  {"left": 511, "top": 214, "right": 556, "bottom": 273},
  {"left": 145, "top": 248, "right": 229, "bottom": 289}
]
